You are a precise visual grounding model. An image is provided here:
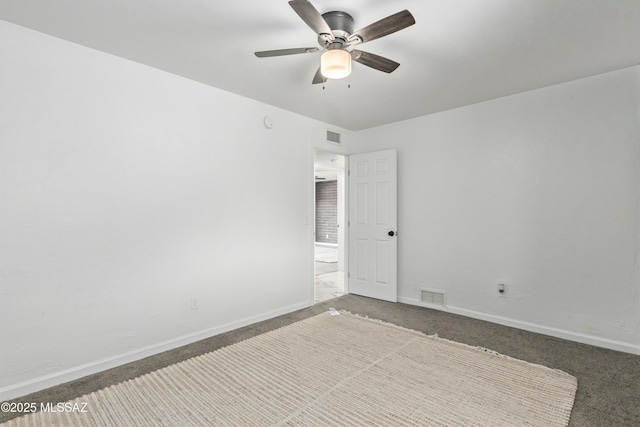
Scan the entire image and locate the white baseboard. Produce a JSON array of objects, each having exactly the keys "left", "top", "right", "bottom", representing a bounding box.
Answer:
[
  {"left": 398, "top": 296, "right": 640, "bottom": 356},
  {"left": 0, "top": 300, "right": 312, "bottom": 402},
  {"left": 315, "top": 242, "right": 338, "bottom": 248}
]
